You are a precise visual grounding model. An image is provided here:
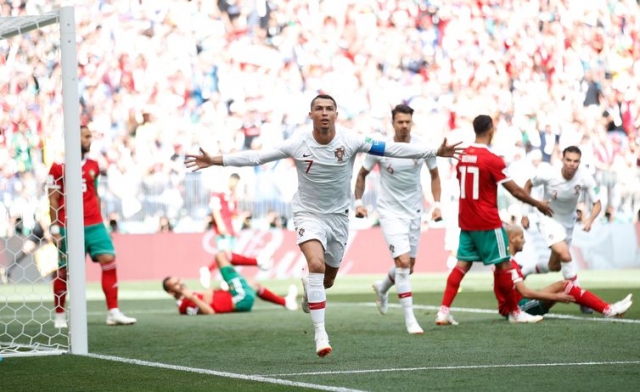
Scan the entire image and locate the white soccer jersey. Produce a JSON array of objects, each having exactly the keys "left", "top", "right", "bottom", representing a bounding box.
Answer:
[
  {"left": 531, "top": 163, "right": 599, "bottom": 228},
  {"left": 223, "top": 128, "right": 439, "bottom": 215},
  {"left": 362, "top": 136, "right": 436, "bottom": 219}
]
